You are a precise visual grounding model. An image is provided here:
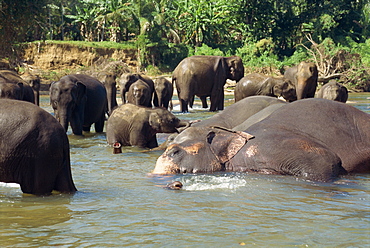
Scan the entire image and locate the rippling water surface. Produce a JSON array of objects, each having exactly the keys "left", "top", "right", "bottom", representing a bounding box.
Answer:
[{"left": 1, "top": 94, "right": 369, "bottom": 247}]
